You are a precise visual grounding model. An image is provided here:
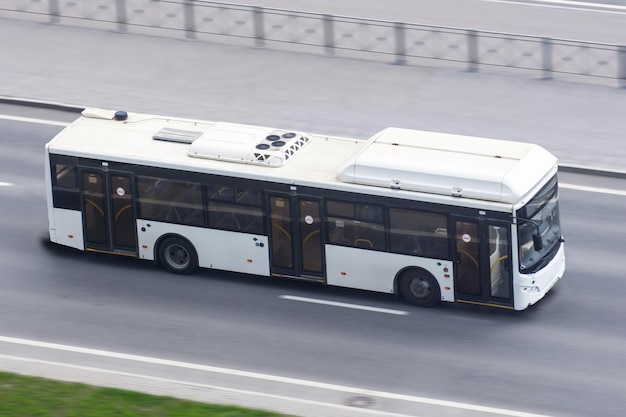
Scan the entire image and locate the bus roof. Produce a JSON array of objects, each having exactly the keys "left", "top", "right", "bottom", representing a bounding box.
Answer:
[
  {"left": 338, "top": 127, "right": 557, "bottom": 204},
  {"left": 47, "top": 109, "right": 557, "bottom": 205}
]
